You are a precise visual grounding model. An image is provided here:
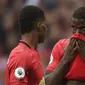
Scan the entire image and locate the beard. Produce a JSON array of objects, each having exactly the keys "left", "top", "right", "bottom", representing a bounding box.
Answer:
[{"left": 38, "top": 35, "right": 45, "bottom": 44}]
